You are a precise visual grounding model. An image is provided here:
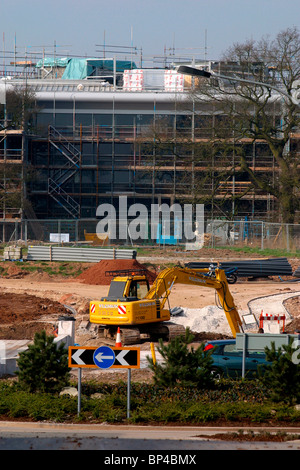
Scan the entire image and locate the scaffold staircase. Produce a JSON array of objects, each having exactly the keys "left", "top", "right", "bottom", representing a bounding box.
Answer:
[
  {"left": 48, "top": 179, "right": 80, "bottom": 218},
  {"left": 48, "top": 126, "right": 80, "bottom": 218}
]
